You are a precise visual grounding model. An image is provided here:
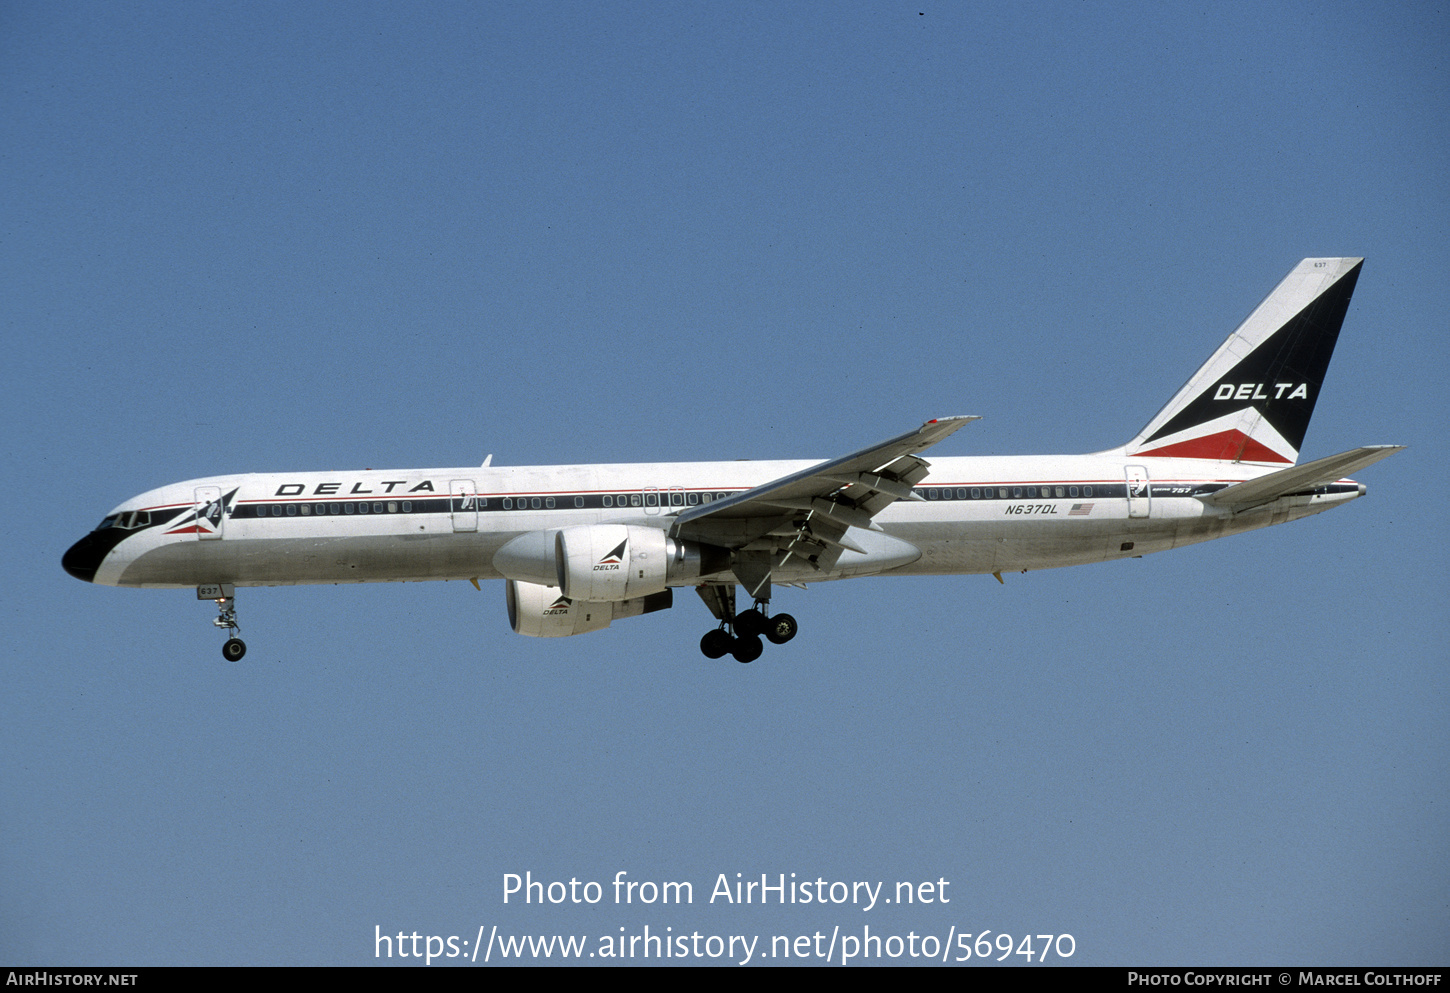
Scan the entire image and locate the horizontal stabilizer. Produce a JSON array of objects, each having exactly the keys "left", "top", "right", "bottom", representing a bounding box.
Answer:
[{"left": 1201, "top": 445, "right": 1404, "bottom": 510}]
